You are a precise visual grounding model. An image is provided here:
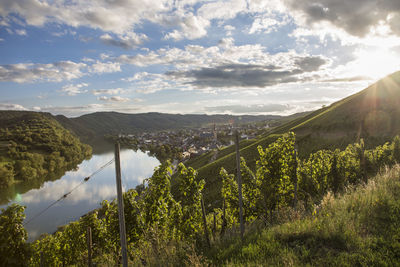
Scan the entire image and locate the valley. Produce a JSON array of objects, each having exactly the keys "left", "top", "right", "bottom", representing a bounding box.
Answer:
[{"left": 1, "top": 71, "right": 400, "bottom": 265}]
